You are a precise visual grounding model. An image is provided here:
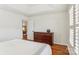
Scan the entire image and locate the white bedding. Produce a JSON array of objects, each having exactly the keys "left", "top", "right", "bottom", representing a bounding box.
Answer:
[{"left": 0, "top": 39, "right": 52, "bottom": 55}]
